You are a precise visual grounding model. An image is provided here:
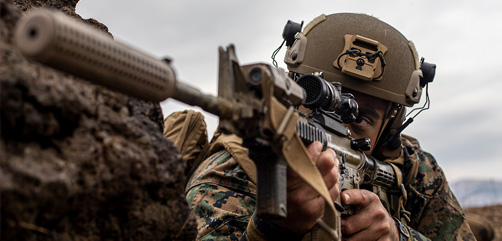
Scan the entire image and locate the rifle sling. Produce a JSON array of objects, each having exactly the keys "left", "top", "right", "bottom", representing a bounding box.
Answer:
[{"left": 267, "top": 97, "right": 340, "bottom": 241}]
